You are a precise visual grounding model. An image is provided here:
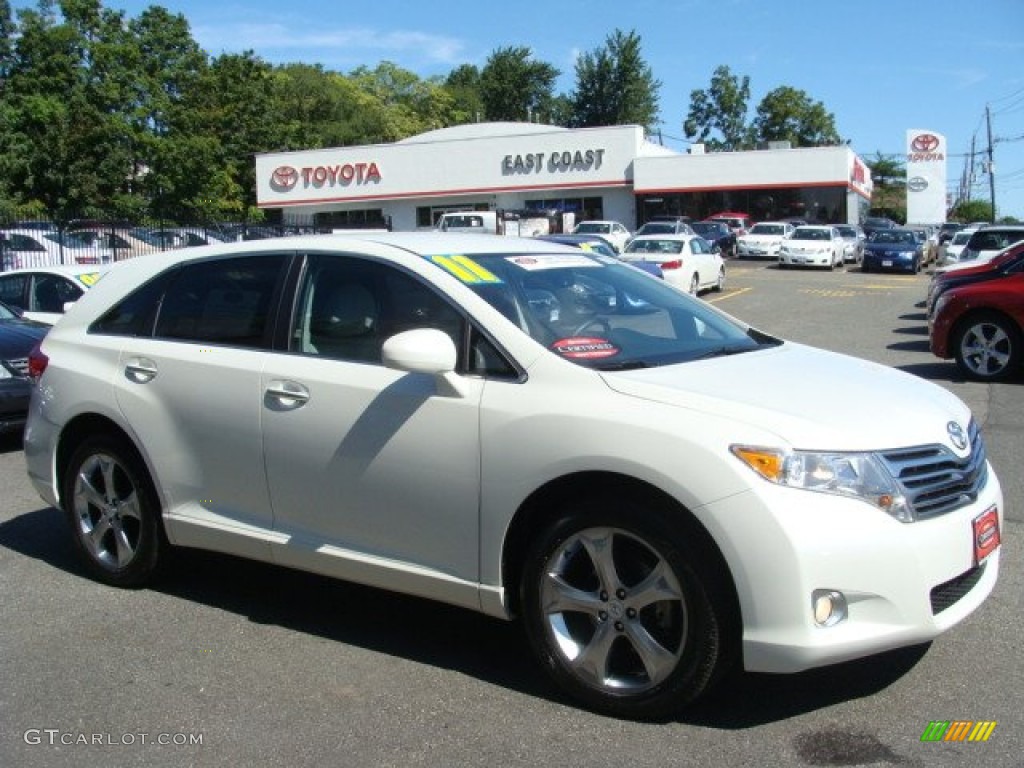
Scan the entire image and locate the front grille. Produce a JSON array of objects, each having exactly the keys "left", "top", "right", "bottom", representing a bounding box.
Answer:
[
  {"left": 879, "top": 421, "right": 987, "bottom": 520},
  {"left": 4, "top": 357, "right": 29, "bottom": 377},
  {"left": 930, "top": 564, "right": 985, "bottom": 614}
]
